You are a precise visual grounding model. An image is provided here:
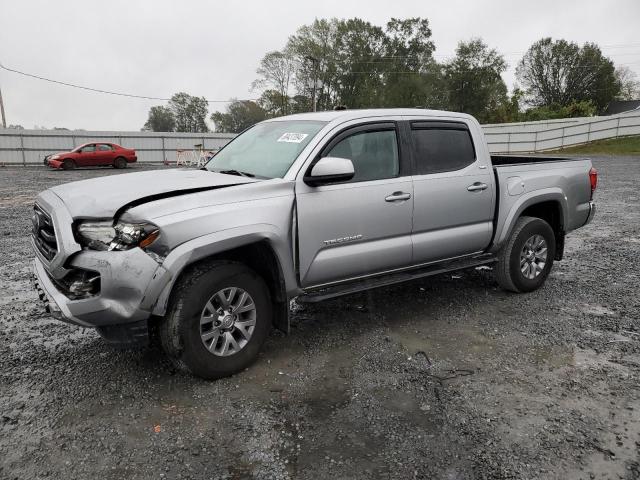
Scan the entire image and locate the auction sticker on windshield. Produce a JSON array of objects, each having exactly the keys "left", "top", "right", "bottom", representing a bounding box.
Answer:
[{"left": 277, "top": 133, "right": 309, "bottom": 143}]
